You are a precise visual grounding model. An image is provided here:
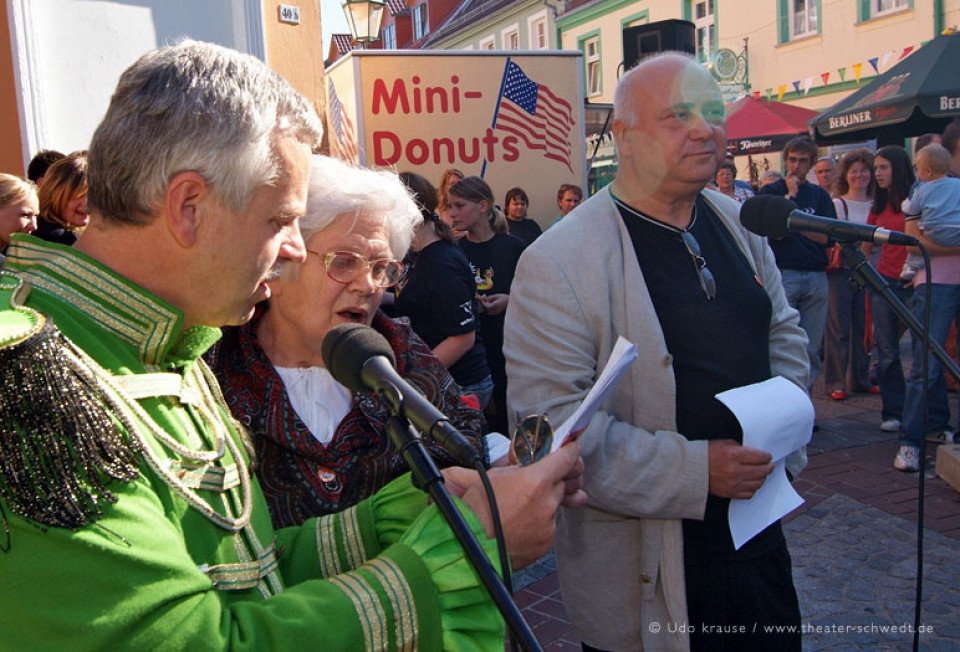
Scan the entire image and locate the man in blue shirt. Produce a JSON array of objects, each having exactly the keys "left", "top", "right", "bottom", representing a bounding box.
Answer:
[{"left": 759, "top": 137, "right": 836, "bottom": 392}]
